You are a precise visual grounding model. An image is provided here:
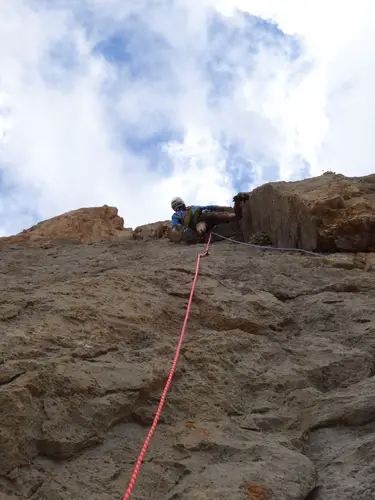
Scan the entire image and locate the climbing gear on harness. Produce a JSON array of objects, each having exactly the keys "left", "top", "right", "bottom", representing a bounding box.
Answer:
[{"left": 171, "top": 197, "right": 185, "bottom": 211}]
